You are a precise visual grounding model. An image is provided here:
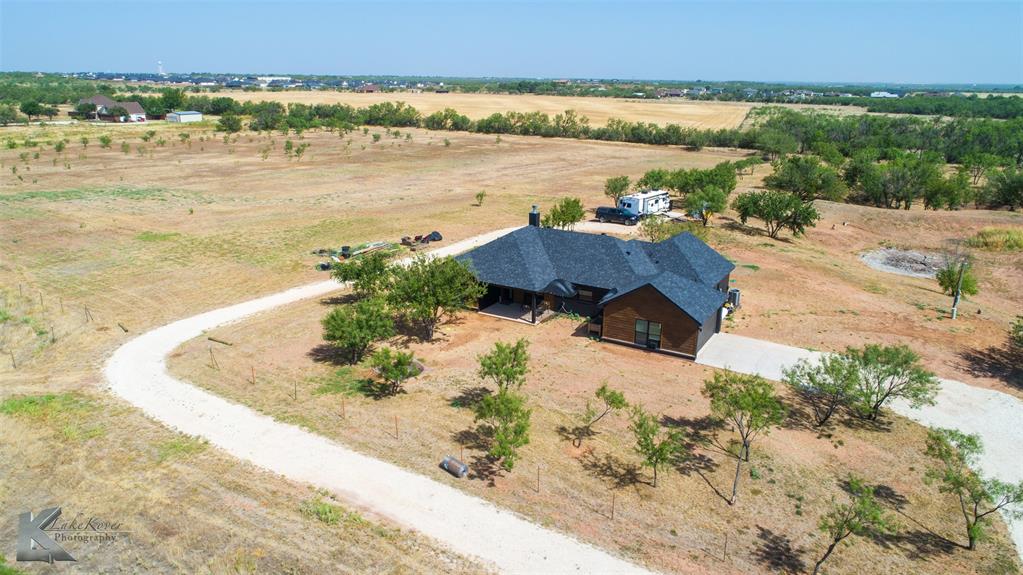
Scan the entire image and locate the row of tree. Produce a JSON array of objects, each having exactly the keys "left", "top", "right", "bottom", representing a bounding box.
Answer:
[{"left": 75, "top": 91, "right": 1023, "bottom": 169}]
